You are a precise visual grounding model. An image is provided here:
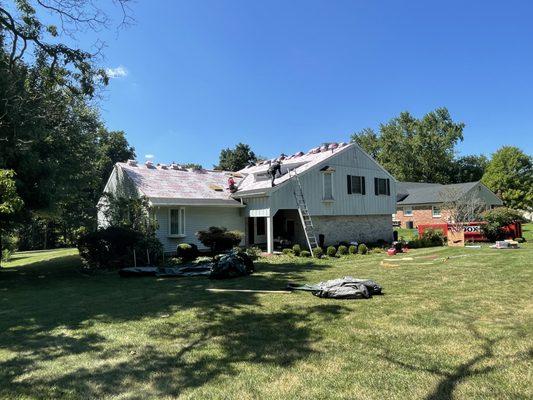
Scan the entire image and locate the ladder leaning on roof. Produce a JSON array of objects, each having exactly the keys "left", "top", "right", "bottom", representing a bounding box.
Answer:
[{"left": 288, "top": 169, "right": 318, "bottom": 256}]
